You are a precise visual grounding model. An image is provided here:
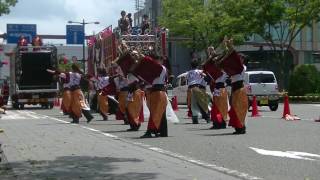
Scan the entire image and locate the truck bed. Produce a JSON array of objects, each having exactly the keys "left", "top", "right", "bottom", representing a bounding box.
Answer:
[{"left": 19, "top": 52, "right": 56, "bottom": 90}]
